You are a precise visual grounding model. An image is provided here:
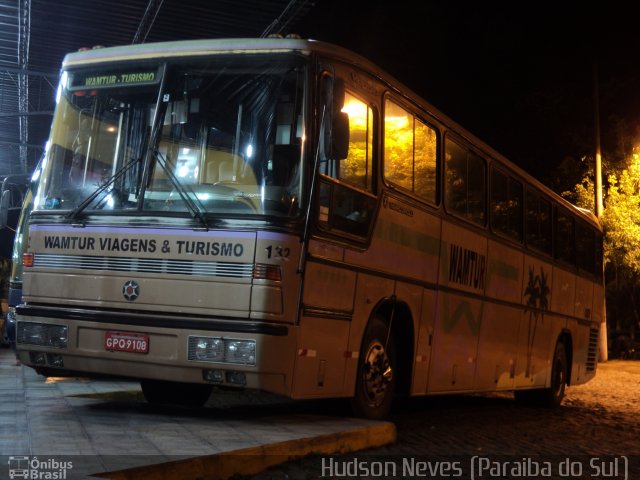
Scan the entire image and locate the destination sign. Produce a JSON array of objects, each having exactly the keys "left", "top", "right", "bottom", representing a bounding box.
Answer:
[
  {"left": 42, "top": 234, "right": 245, "bottom": 258},
  {"left": 69, "top": 69, "right": 160, "bottom": 90}
]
